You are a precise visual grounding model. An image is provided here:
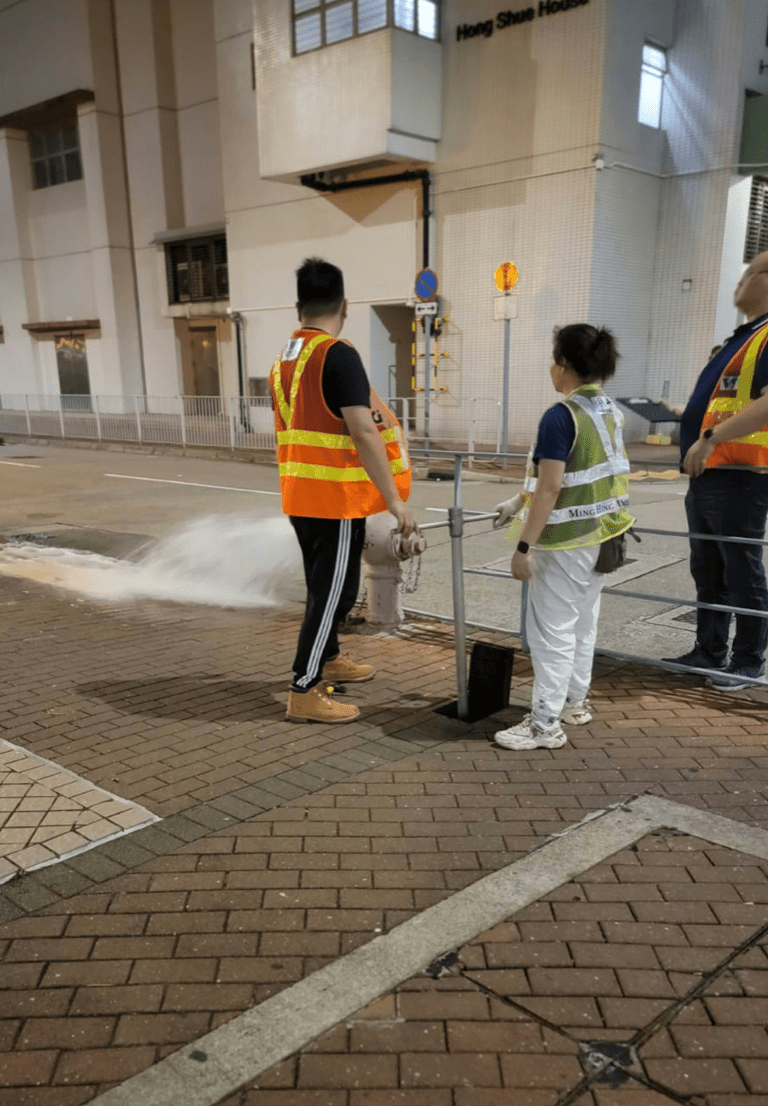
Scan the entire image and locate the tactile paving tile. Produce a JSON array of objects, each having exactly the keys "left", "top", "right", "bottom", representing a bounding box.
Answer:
[{"left": 0, "top": 739, "right": 158, "bottom": 881}]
